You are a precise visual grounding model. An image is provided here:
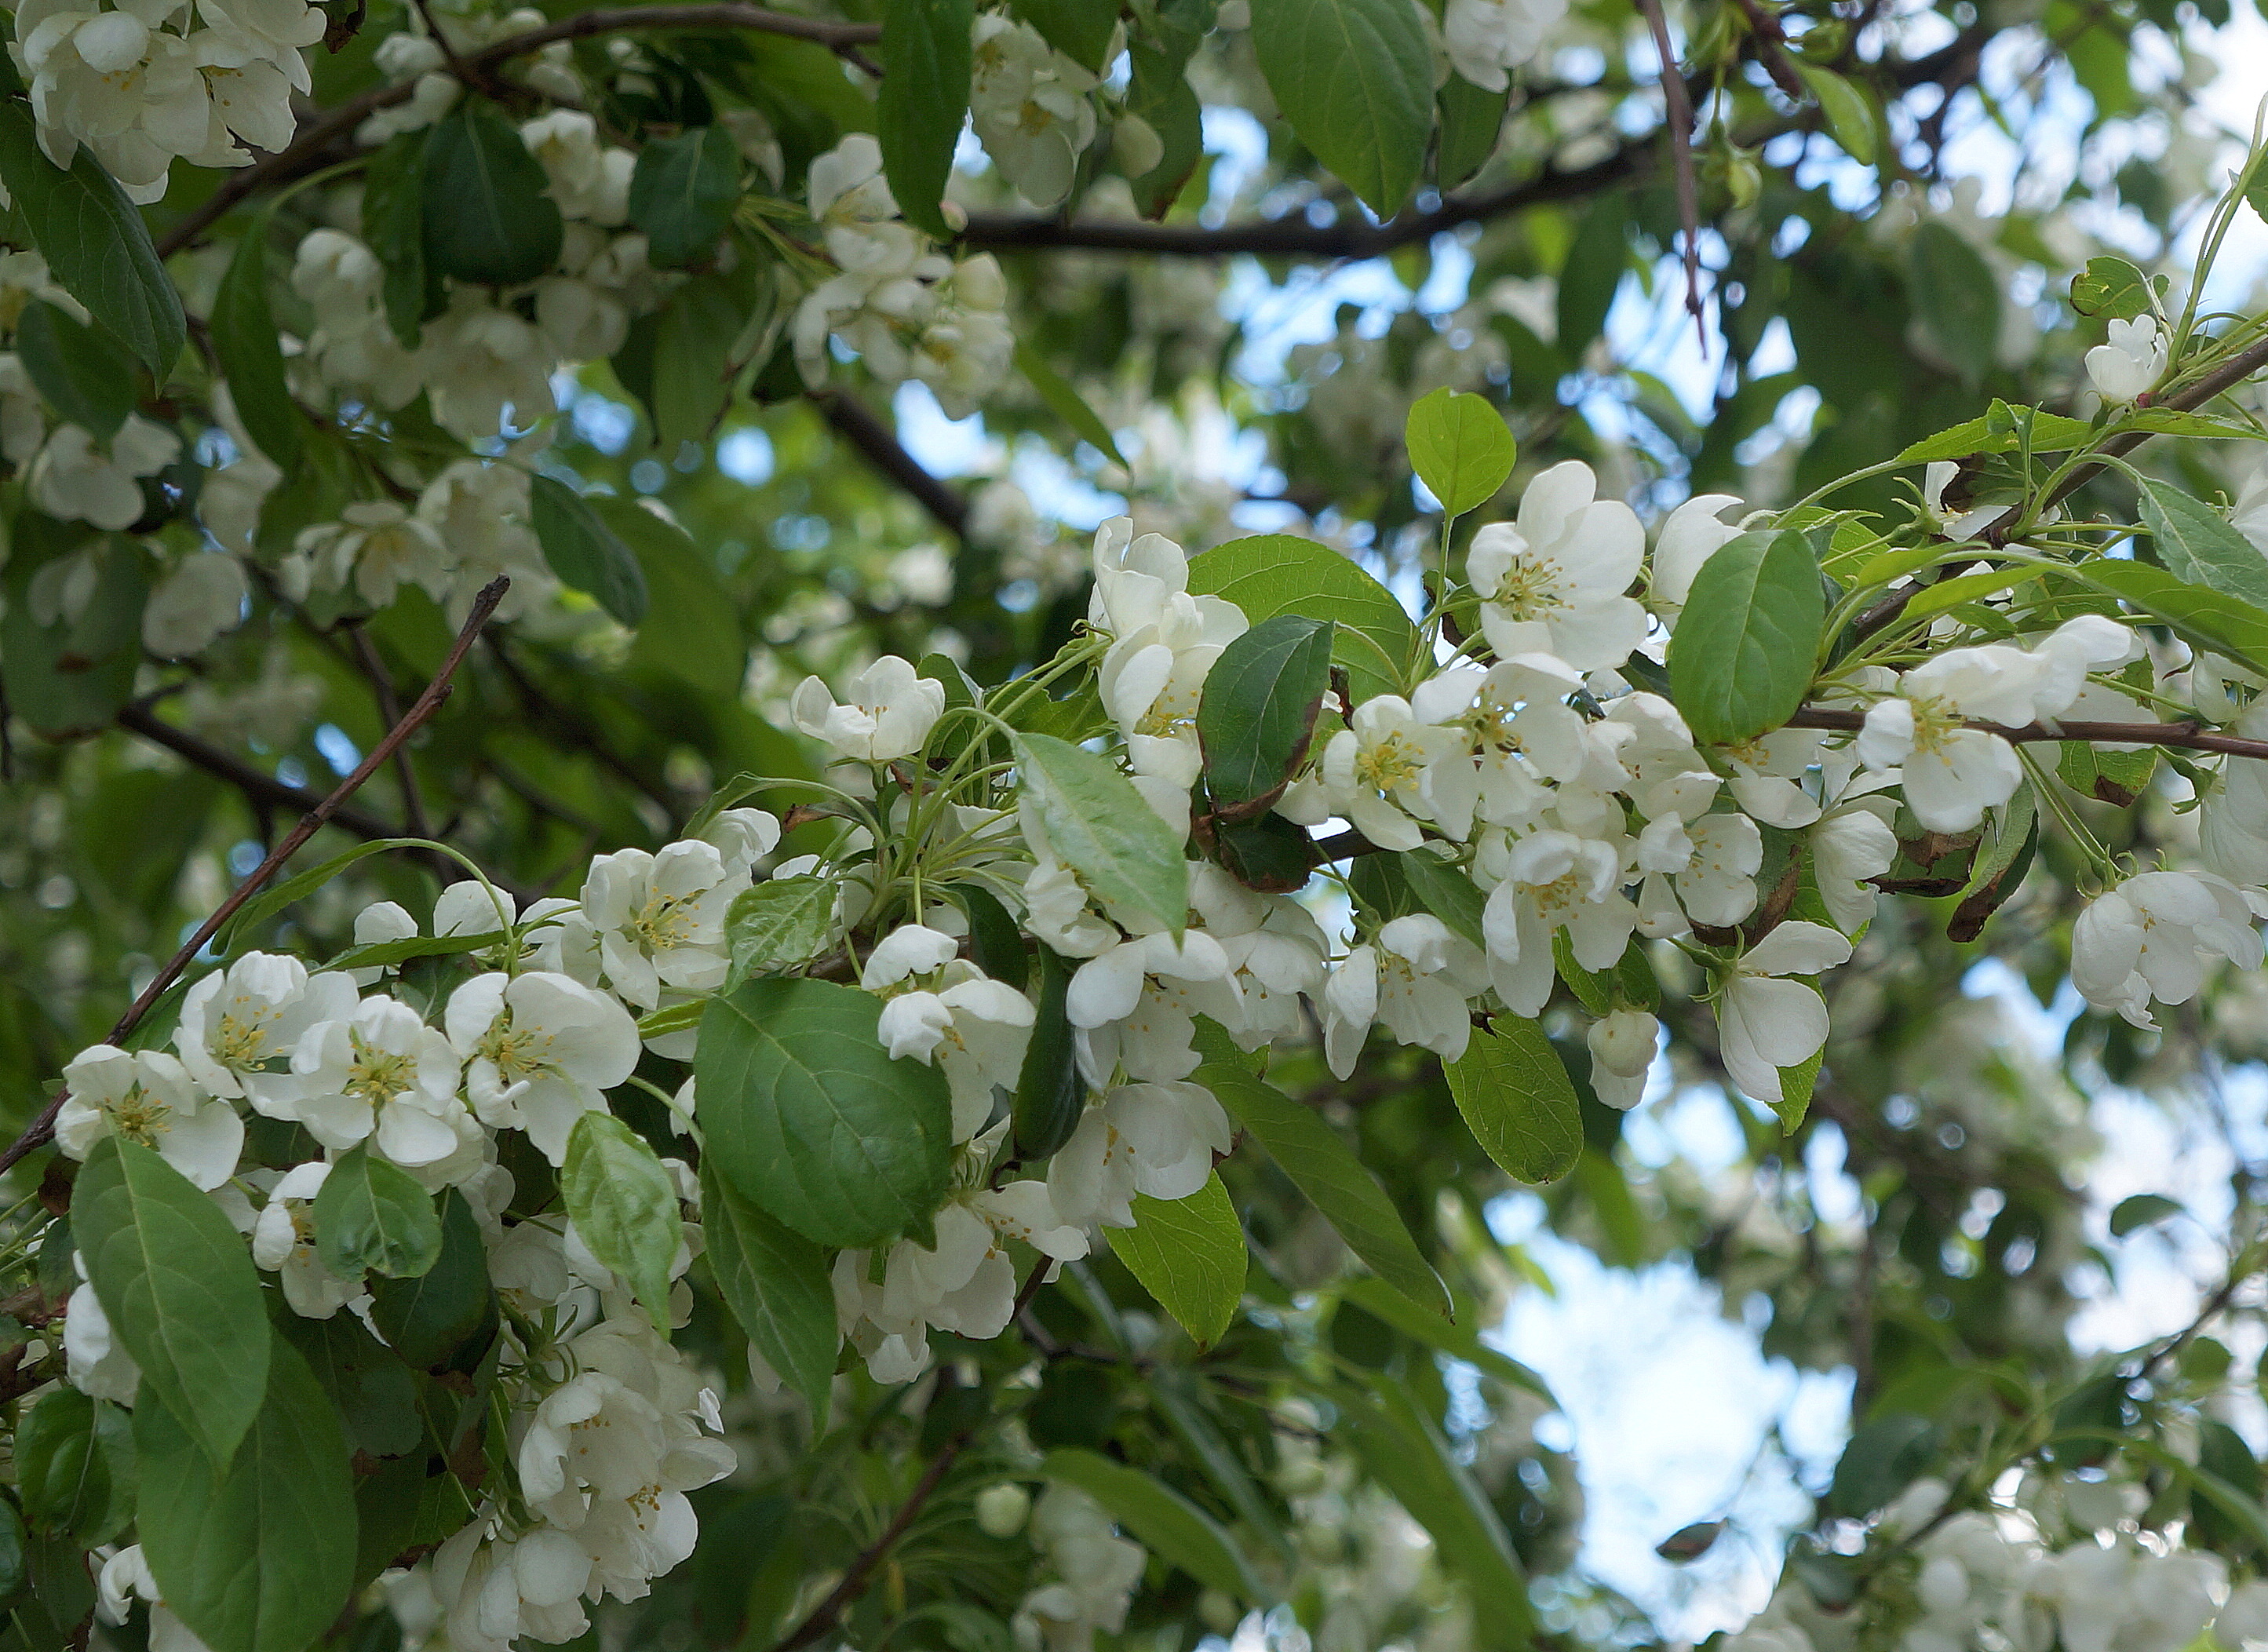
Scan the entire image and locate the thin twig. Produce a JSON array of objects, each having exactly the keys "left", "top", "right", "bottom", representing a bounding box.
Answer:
[
  {"left": 1632, "top": 0, "right": 1706, "bottom": 349},
  {"left": 1731, "top": 0, "right": 1810, "bottom": 100},
  {"left": 152, "top": 4, "right": 884, "bottom": 257},
  {"left": 345, "top": 622, "right": 435, "bottom": 841},
  {"left": 808, "top": 390, "right": 970, "bottom": 537},
  {"left": 1784, "top": 706, "right": 2268, "bottom": 762},
  {"left": 117, "top": 699, "right": 408, "bottom": 845},
  {"left": 0, "top": 578, "right": 510, "bottom": 1181}
]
